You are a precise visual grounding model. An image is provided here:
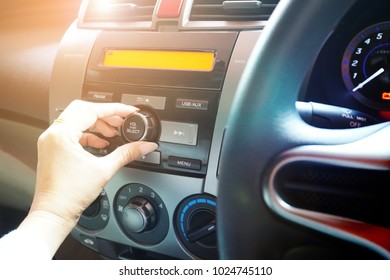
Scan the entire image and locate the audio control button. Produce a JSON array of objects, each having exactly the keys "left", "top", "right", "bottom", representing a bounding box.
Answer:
[
  {"left": 136, "top": 151, "right": 161, "bottom": 165},
  {"left": 168, "top": 156, "right": 201, "bottom": 171},
  {"left": 160, "top": 121, "right": 198, "bottom": 146},
  {"left": 176, "top": 99, "right": 209, "bottom": 111},
  {"left": 122, "top": 94, "right": 166, "bottom": 110},
  {"left": 122, "top": 110, "right": 160, "bottom": 142},
  {"left": 87, "top": 91, "right": 114, "bottom": 102},
  {"left": 123, "top": 114, "right": 145, "bottom": 141}
]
